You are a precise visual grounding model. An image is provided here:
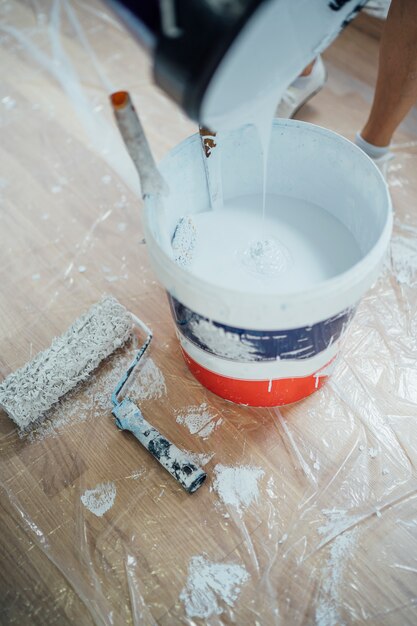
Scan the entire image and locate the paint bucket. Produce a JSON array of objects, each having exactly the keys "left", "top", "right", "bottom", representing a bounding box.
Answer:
[{"left": 144, "top": 120, "right": 392, "bottom": 407}]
